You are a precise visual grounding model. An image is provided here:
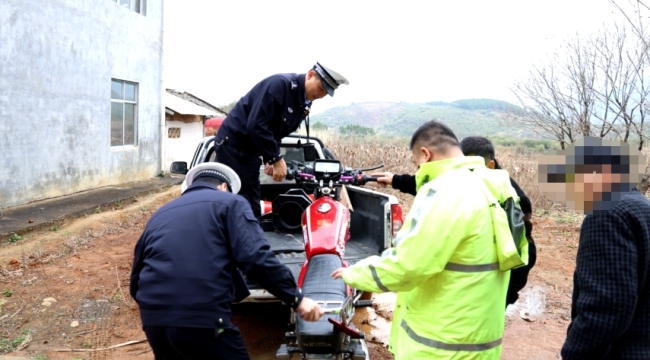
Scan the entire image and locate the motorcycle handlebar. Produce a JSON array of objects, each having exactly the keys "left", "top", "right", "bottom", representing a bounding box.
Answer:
[
  {"left": 285, "top": 161, "right": 382, "bottom": 185},
  {"left": 286, "top": 171, "right": 378, "bottom": 186}
]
